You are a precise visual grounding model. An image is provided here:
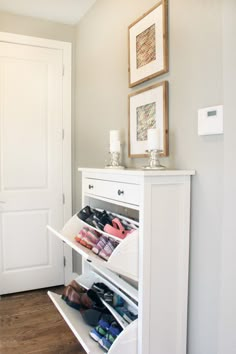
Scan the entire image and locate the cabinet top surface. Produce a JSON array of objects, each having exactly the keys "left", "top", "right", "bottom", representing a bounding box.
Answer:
[{"left": 78, "top": 167, "right": 195, "bottom": 176}]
